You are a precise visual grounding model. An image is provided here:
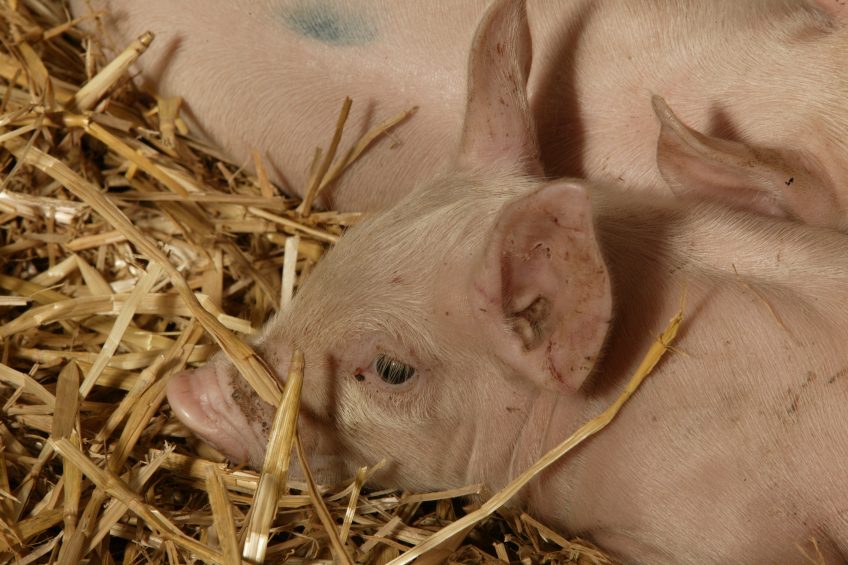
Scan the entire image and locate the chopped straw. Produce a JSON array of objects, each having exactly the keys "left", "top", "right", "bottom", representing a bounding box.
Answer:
[{"left": 0, "top": 2, "right": 684, "bottom": 563}]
